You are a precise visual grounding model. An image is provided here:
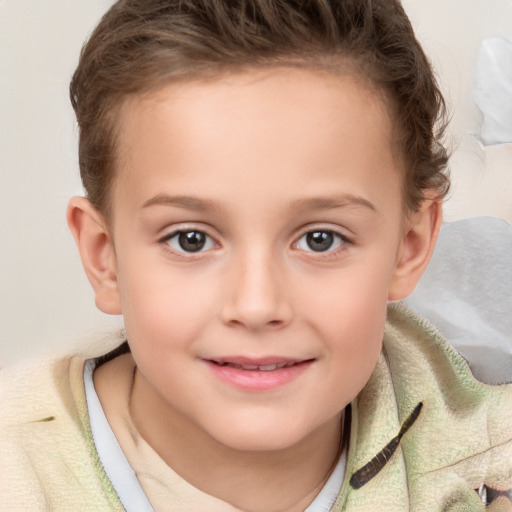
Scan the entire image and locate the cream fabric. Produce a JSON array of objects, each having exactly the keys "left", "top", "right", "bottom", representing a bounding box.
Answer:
[{"left": 85, "top": 355, "right": 346, "bottom": 511}]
